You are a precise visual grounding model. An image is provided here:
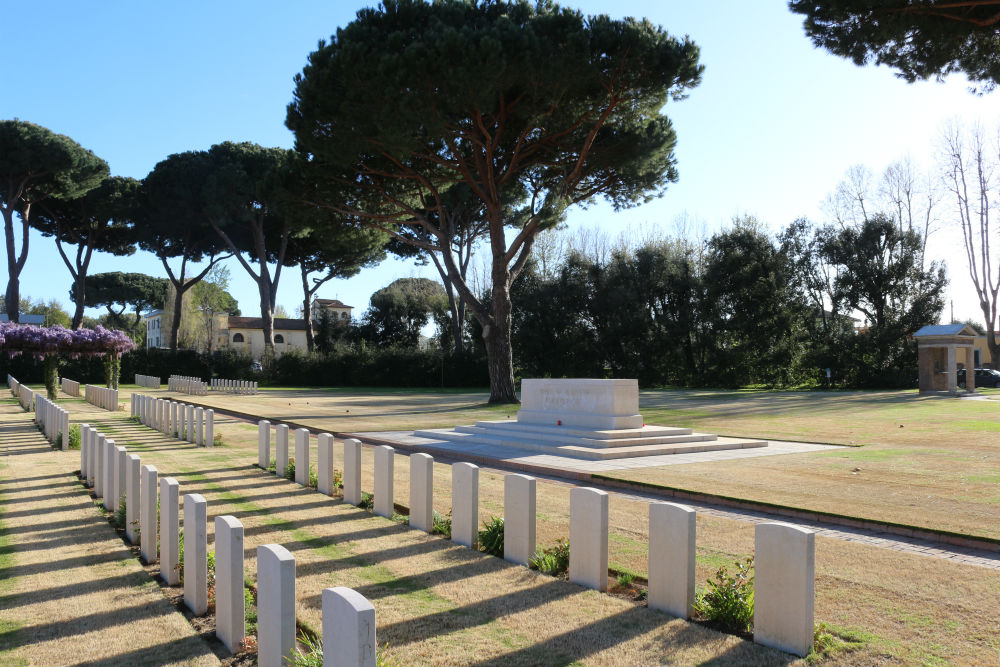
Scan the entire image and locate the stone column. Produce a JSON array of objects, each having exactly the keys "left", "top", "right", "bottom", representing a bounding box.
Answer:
[
  {"left": 215, "top": 515, "right": 245, "bottom": 653},
  {"left": 131, "top": 393, "right": 137, "bottom": 418},
  {"left": 569, "top": 487, "right": 608, "bottom": 592},
  {"left": 317, "top": 433, "right": 334, "bottom": 496},
  {"left": 103, "top": 439, "right": 117, "bottom": 511},
  {"left": 344, "top": 438, "right": 362, "bottom": 506},
  {"left": 504, "top": 474, "right": 536, "bottom": 566},
  {"left": 374, "top": 445, "right": 394, "bottom": 518},
  {"left": 126, "top": 454, "right": 141, "bottom": 544},
  {"left": 648, "top": 501, "right": 696, "bottom": 619},
  {"left": 295, "top": 428, "right": 310, "bottom": 486},
  {"left": 194, "top": 407, "right": 204, "bottom": 446},
  {"left": 258, "top": 544, "right": 296, "bottom": 667},
  {"left": 140, "top": 464, "right": 158, "bottom": 564},
  {"left": 451, "top": 462, "right": 479, "bottom": 548},
  {"left": 409, "top": 453, "right": 434, "bottom": 533},
  {"left": 967, "top": 347, "right": 977, "bottom": 393},
  {"left": 205, "top": 409, "right": 214, "bottom": 448},
  {"left": 275, "top": 424, "right": 289, "bottom": 477},
  {"left": 183, "top": 493, "right": 208, "bottom": 615},
  {"left": 258, "top": 420, "right": 271, "bottom": 469},
  {"left": 322, "top": 587, "right": 377, "bottom": 667},
  {"left": 186, "top": 404, "right": 195, "bottom": 443},
  {"left": 754, "top": 522, "right": 815, "bottom": 657},
  {"left": 160, "top": 477, "right": 180, "bottom": 585},
  {"left": 947, "top": 345, "right": 957, "bottom": 393}
]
